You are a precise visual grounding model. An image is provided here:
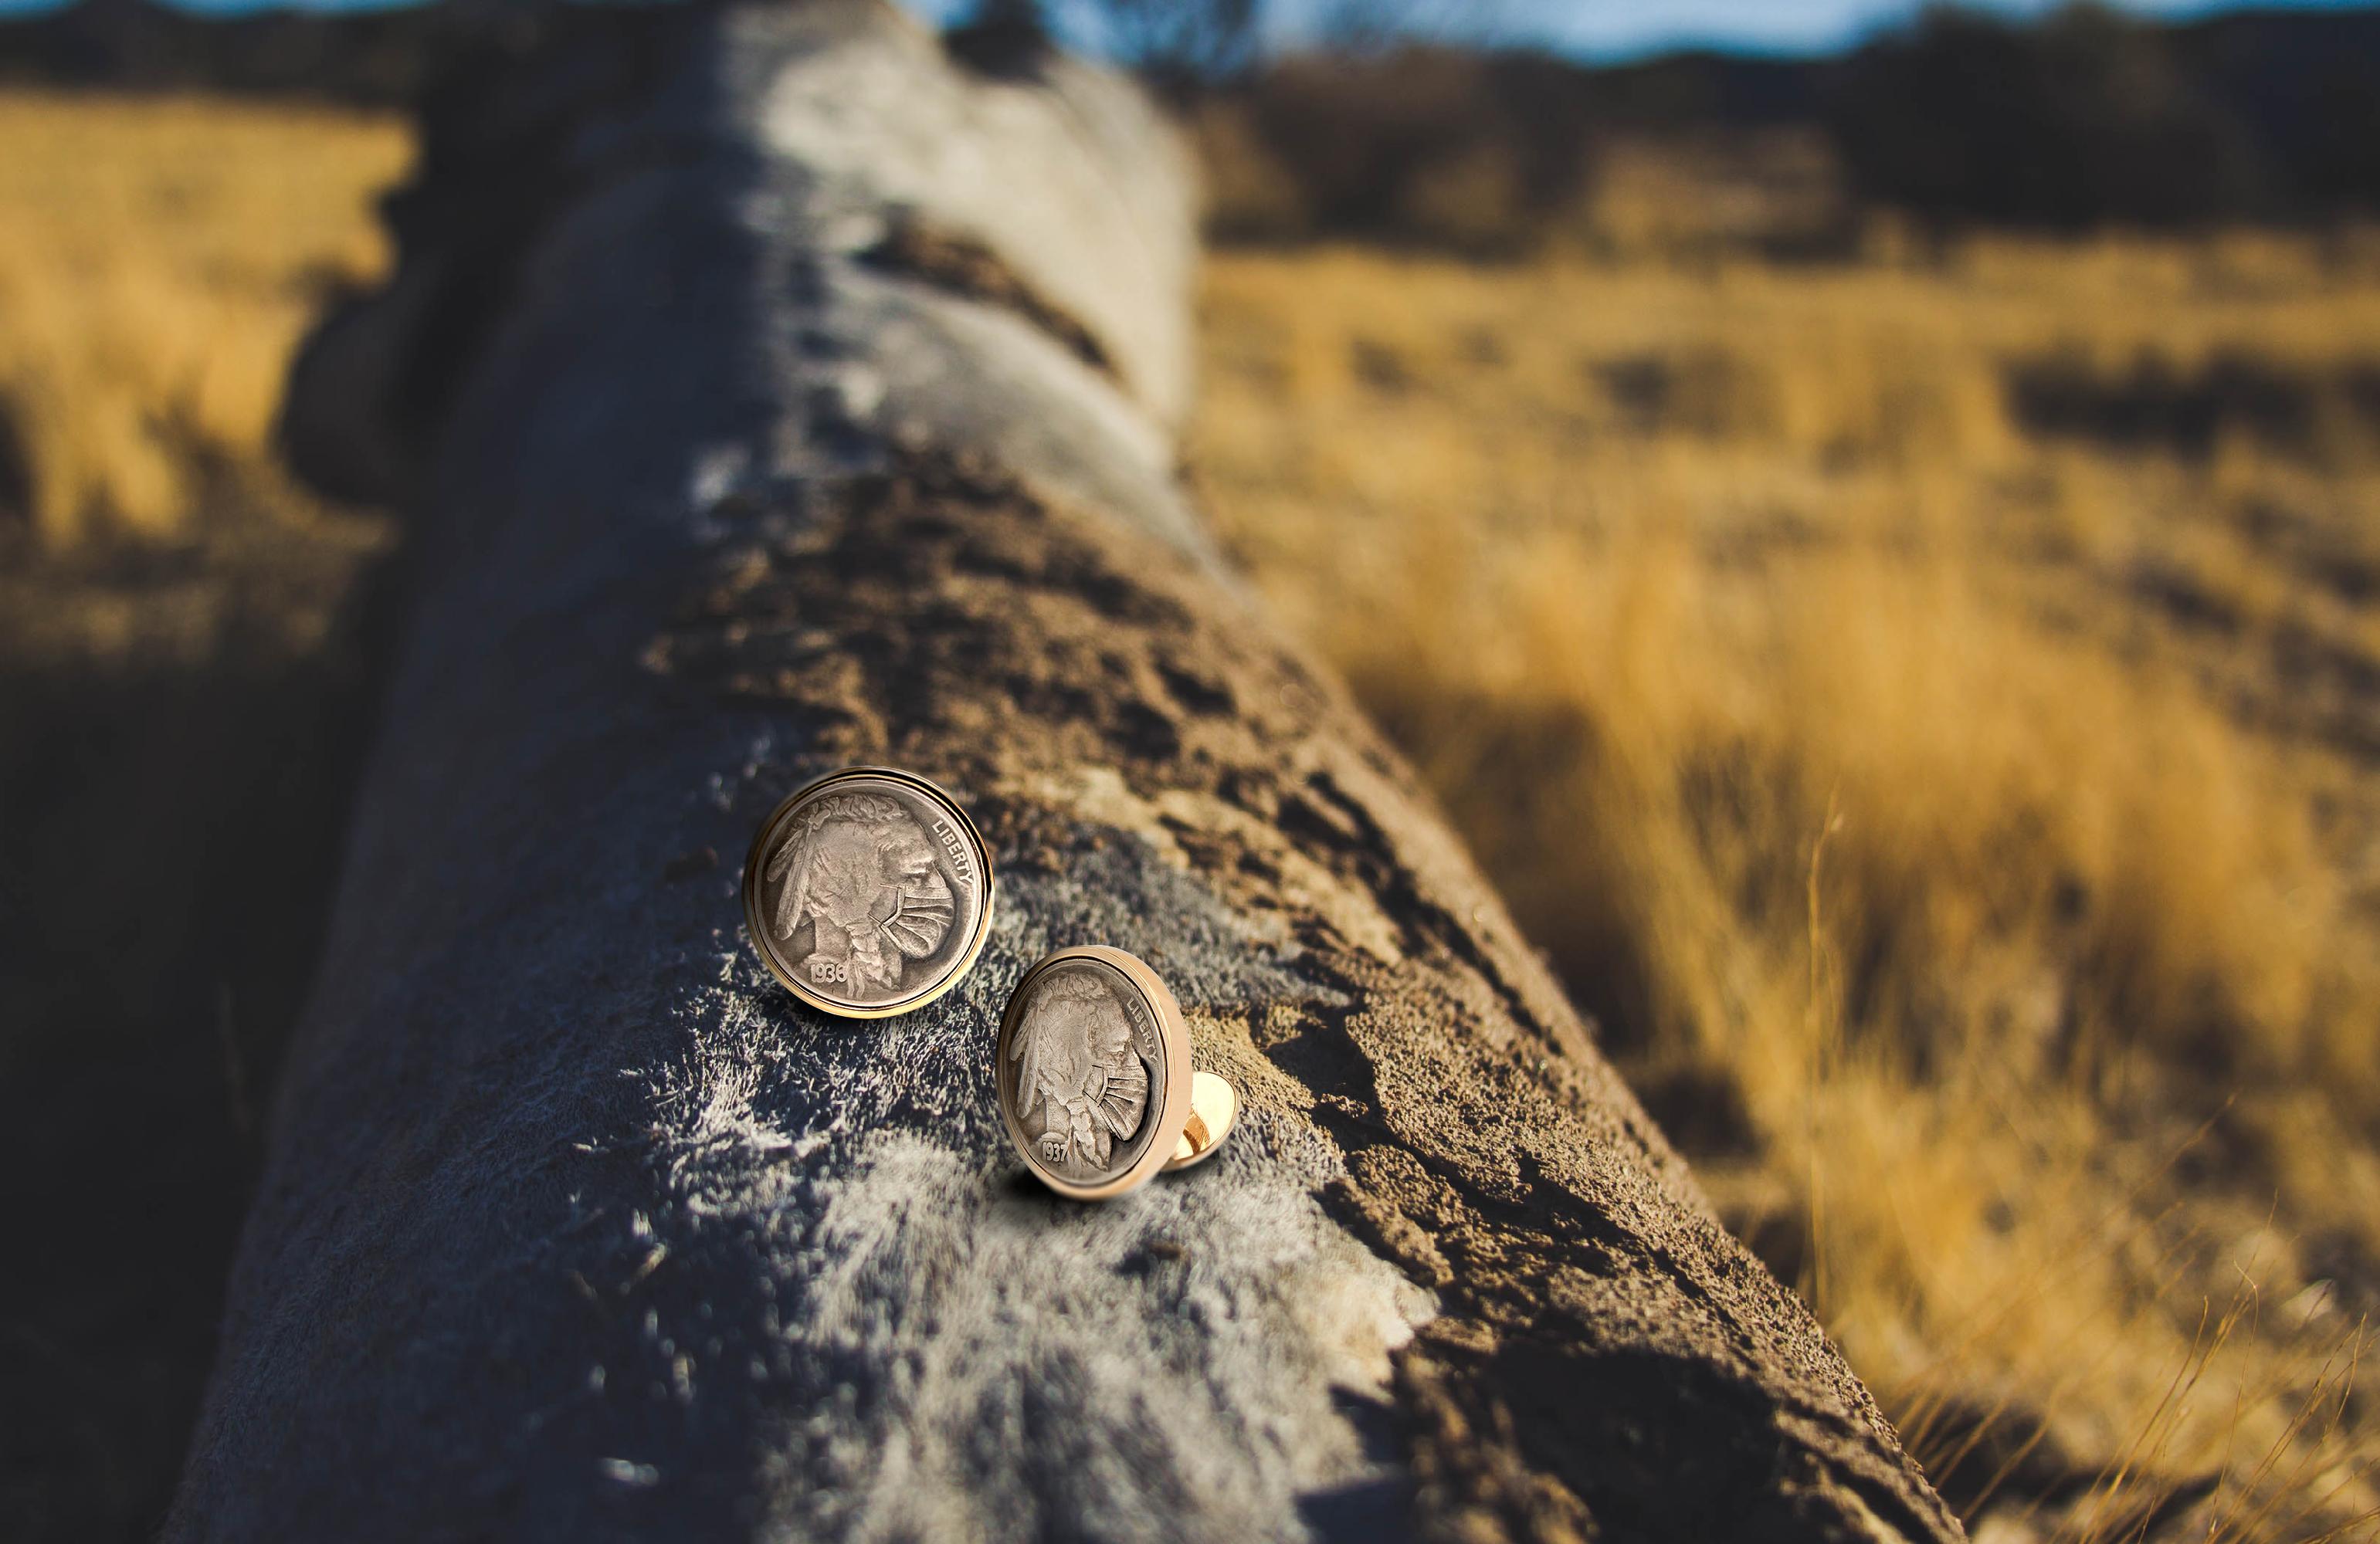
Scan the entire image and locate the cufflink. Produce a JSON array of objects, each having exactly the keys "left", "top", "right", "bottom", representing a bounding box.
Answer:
[
  {"left": 995, "top": 945, "right": 1239, "bottom": 1201},
  {"left": 741, "top": 766, "right": 995, "bottom": 1018}
]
